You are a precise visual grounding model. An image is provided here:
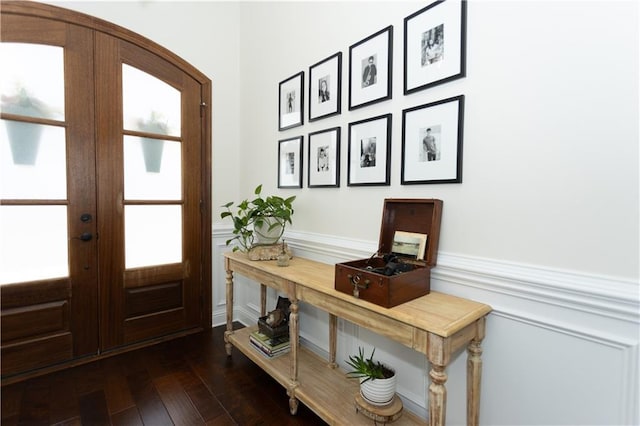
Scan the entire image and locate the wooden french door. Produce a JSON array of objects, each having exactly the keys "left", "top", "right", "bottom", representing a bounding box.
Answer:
[
  {"left": 94, "top": 32, "right": 206, "bottom": 350},
  {"left": 0, "top": 2, "right": 212, "bottom": 379}
]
